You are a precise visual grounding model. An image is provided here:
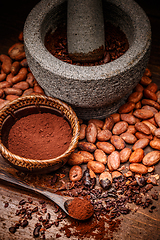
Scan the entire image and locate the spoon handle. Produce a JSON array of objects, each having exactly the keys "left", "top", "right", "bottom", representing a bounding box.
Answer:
[
  {"left": 0, "top": 170, "right": 42, "bottom": 193},
  {"left": 0, "top": 170, "right": 69, "bottom": 214}
]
